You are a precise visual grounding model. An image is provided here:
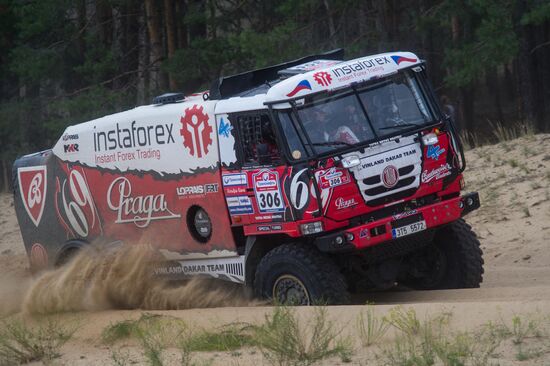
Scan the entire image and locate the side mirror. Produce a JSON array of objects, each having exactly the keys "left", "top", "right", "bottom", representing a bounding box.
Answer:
[{"left": 257, "top": 143, "right": 272, "bottom": 165}]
